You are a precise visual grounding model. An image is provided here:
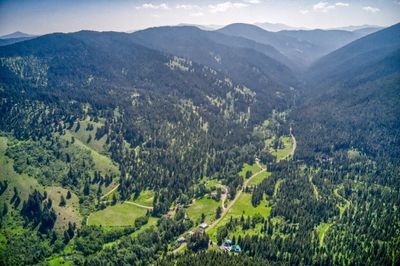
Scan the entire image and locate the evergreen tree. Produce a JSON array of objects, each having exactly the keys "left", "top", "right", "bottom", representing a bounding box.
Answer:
[
  {"left": 2, "top": 203, "right": 8, "bottom": 216},
  {"left": 59, "top": 195, "right": 66, "bottom": 207},
  {"left": 215, "top": 206, "right": 222, "bottom": 219}
]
